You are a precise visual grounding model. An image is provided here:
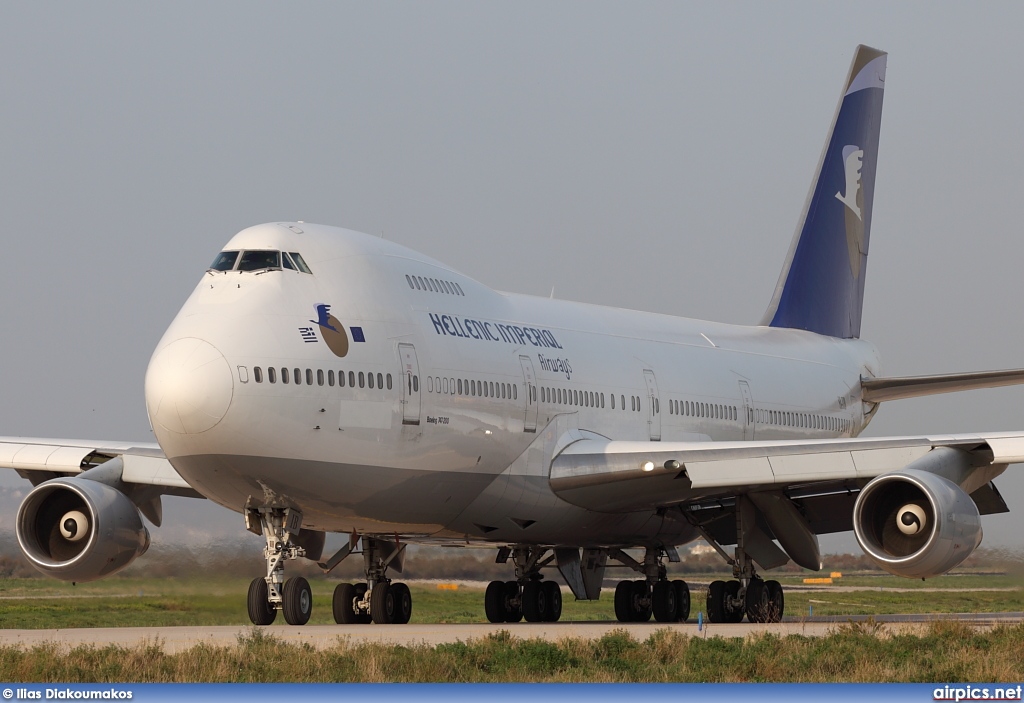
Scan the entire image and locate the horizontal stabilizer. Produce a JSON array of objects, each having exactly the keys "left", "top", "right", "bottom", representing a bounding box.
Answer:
[{"left": 862, "top": 368, "right": 1024, "bottom": 403}]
